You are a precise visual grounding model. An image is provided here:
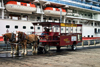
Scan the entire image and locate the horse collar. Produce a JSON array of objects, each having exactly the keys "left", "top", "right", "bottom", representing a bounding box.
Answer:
[
  {"left": 9, "top": 33, "right": 16, "bottom": 42},
  {"left": 22, "top": 33, "right": 26, "bottom": 40}
]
